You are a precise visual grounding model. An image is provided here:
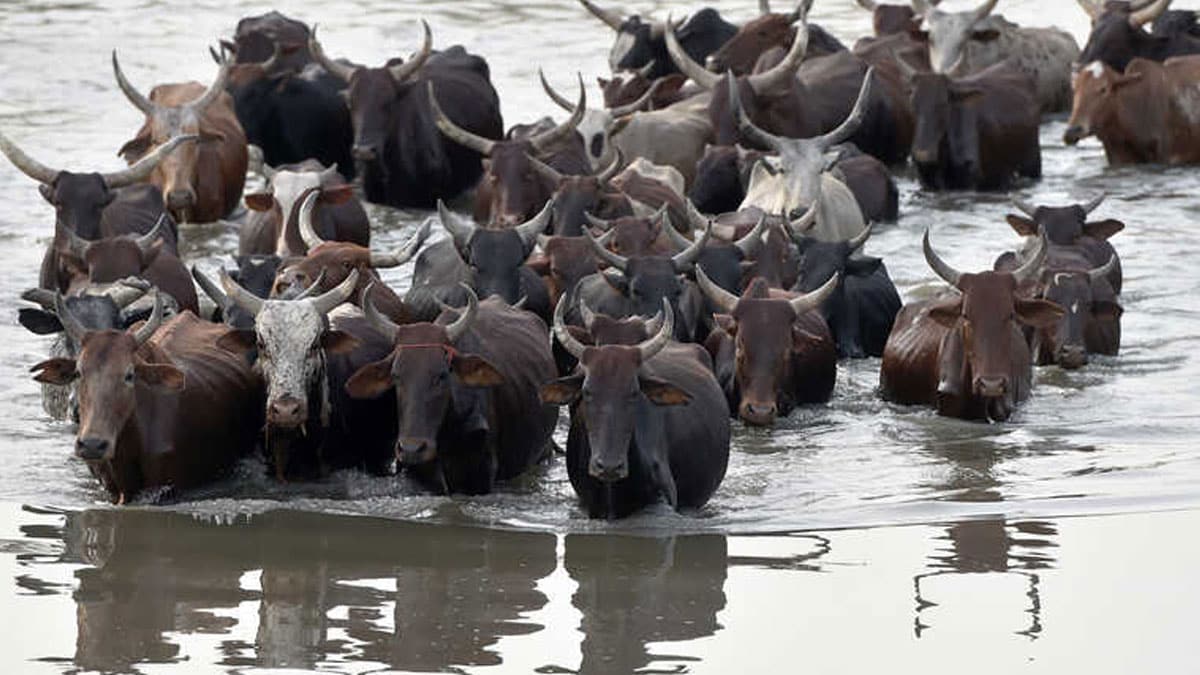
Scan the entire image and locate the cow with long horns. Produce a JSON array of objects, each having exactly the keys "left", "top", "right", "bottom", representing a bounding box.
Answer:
[
  {"left": 880, "top": 231, "right": 1064, "bottom": 422},
  {"left": 240, "top": 160, "right": 369, "bottom": 256},
  {"left": 310, "top": 22, "right": 503, "bottom": 207},
  {"left": 1006, "top": 194, "right": 1123, "bottom": 292},
  {"left": 1077, "top": 0, "right": 1200, "bottom": 72},
  {"left": 540, "top": 69, "right": 662, "bottom": 174},
  {"left": 542, "top": 296, "right": 731, "bottom": 519},
  {"left": 31, "top": 297, "right": 263, "bottom": 503},
  {"left": 346, "top": 286, "right": 558, "bottom": 495},
  {"left": 911, "top": 0, "right": 1080, "bottom": 113},
  {"left": 705, "top": 1, "right": 846, "bottom": 75},
  {"left": 576, "top": 0, "right": 737, "bottom": 79},
  {"left": 113, "top": 52, "right": 248, "bottom": 223}
]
